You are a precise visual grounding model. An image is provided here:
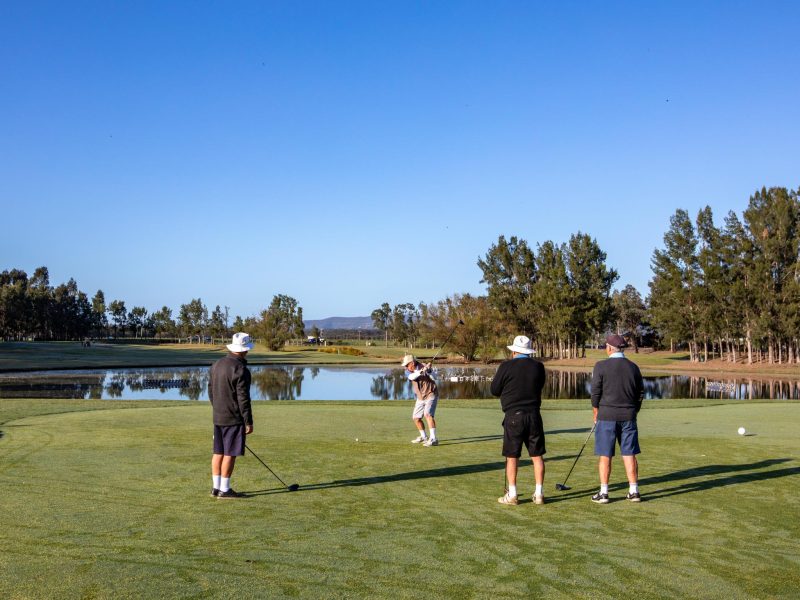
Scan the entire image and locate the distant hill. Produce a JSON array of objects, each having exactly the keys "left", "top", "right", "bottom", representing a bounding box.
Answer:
[{"left": 303, "top": 316, "right": 375, "bottom": 331}]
